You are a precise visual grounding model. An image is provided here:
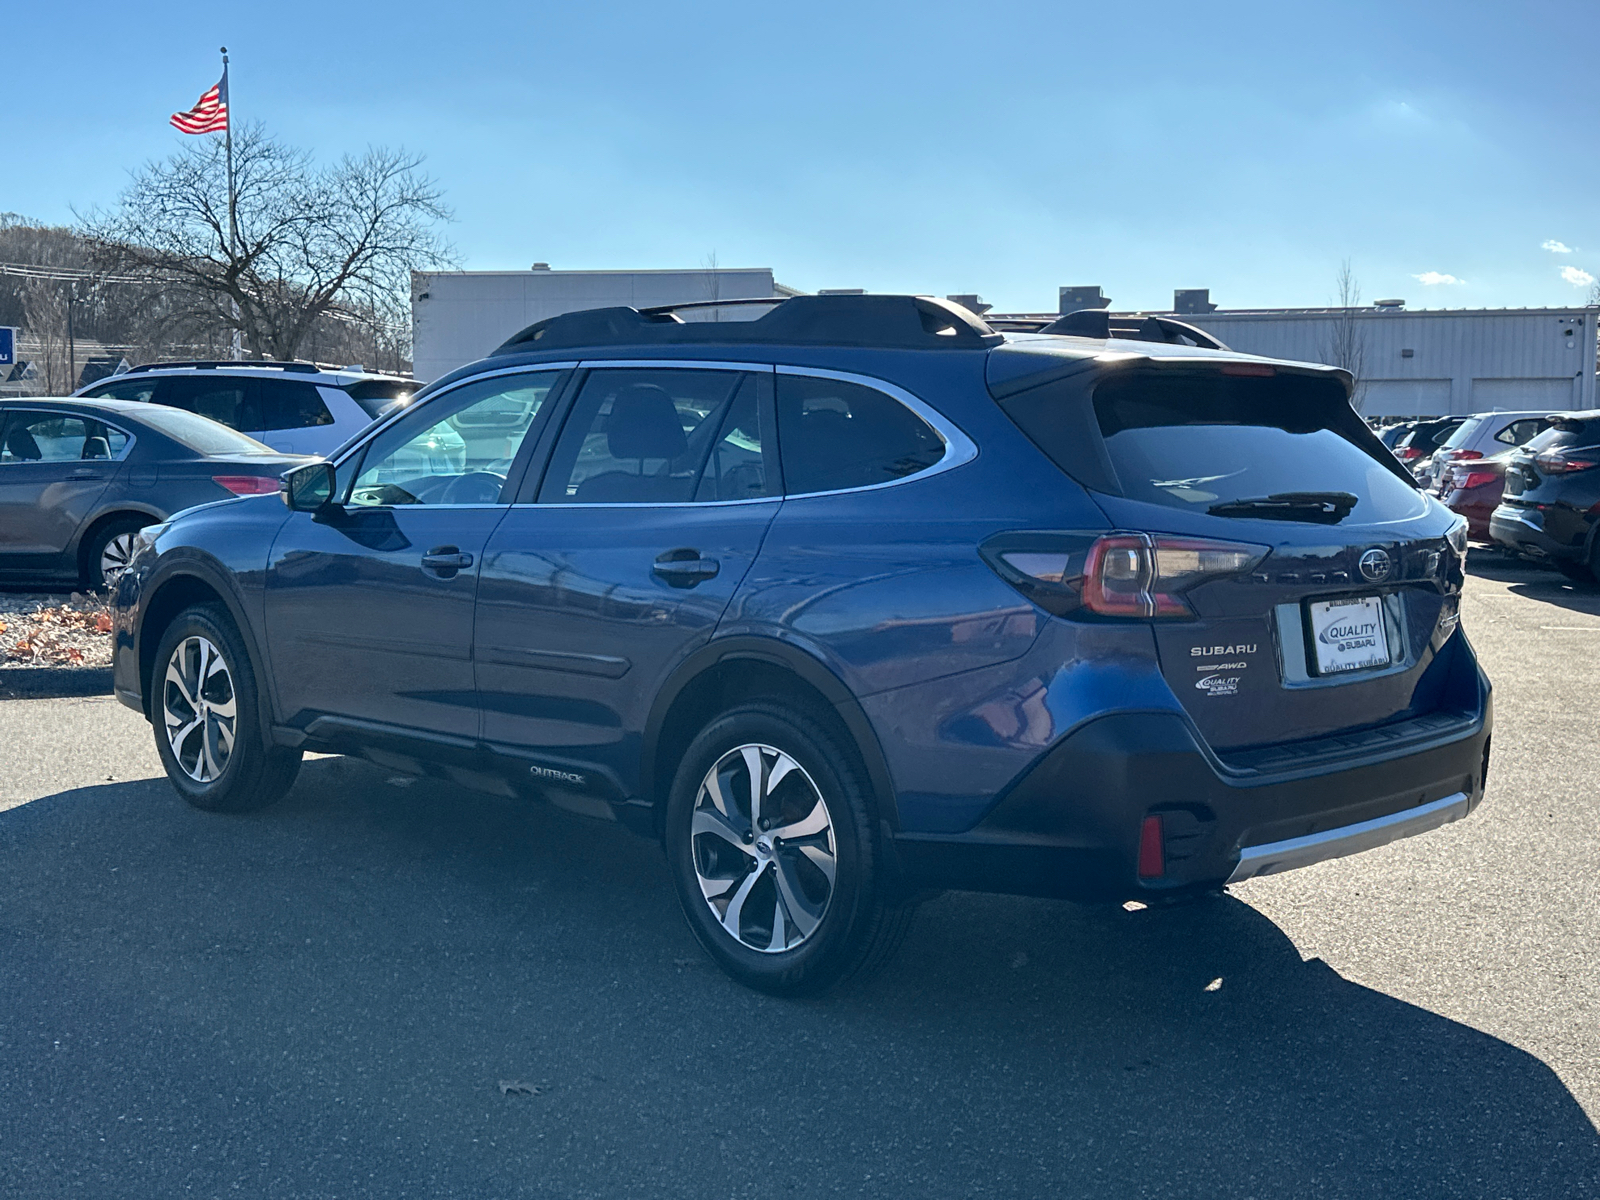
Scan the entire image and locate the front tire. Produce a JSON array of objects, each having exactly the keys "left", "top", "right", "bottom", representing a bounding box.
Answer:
[
  {"left": 665, "top": 702, "right": 915, "bottom": 996},
  {"left": 151, "top": 605, "right": 301, "bottom": 813}
]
